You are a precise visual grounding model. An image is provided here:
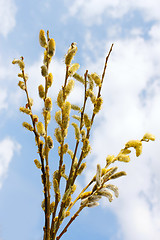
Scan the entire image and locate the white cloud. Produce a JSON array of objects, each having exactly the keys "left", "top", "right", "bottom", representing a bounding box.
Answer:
[
  {"left": 82, "top": 24, "right": 160, "bottom": 239},
  {"left": 0, "top": 137, "right": 21, "bottom": 188},
  {"left": 65, "top": 0, "right": 160, "bottom": 25},
  {"left": 0, "top": 0, "right": 17, "bottom": 37}
]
